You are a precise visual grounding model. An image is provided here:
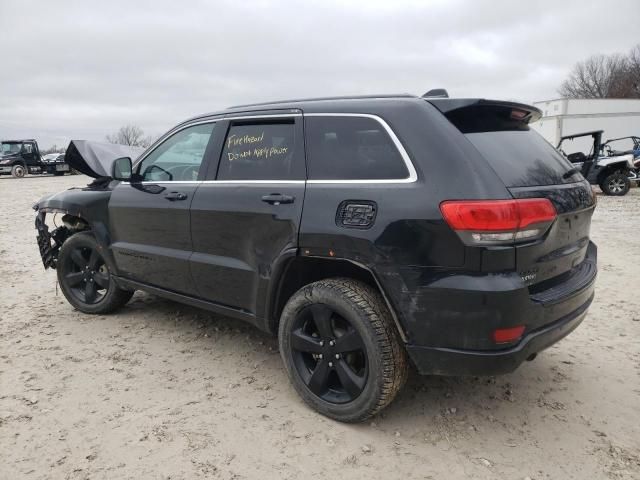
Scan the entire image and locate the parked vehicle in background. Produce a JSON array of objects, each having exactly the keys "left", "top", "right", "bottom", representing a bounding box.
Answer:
[
  {"left": 0, "top": 140, "right": 71, "bottom": 178},
  {"left": 33, "top": 93, "right": 597, "bottom": 422},
  {"left": 602, "top": 136, "right": 640, "bottom": 186},
  {"left": 557, "top": 130, "right": 635, "bottom": 195}
]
